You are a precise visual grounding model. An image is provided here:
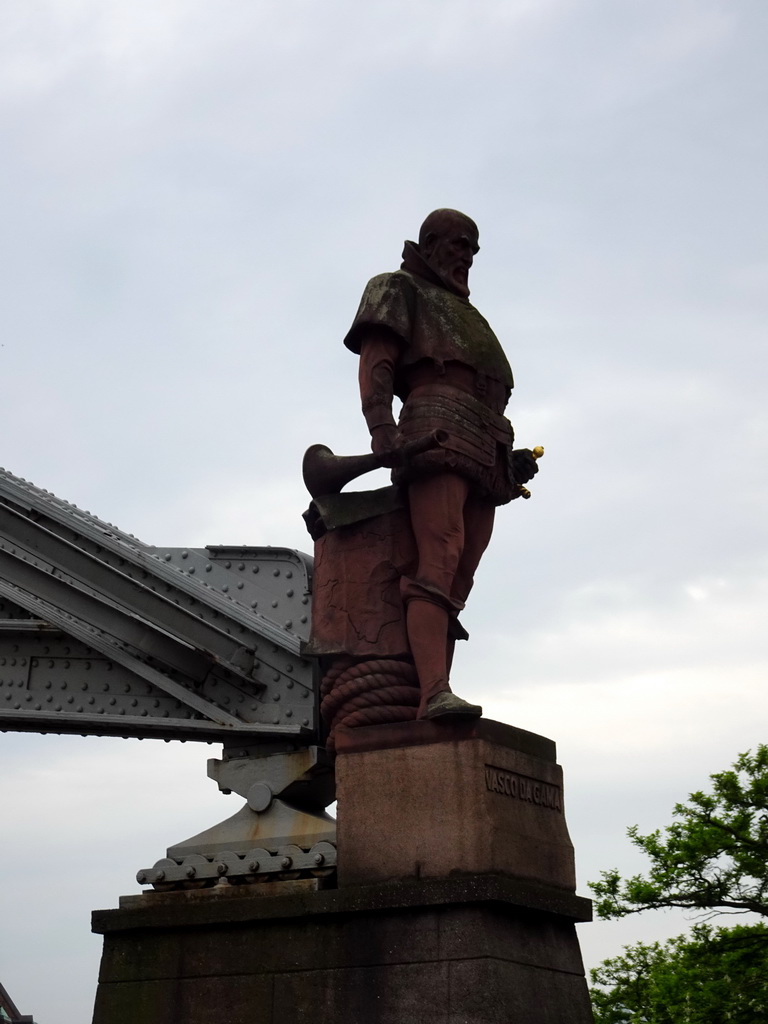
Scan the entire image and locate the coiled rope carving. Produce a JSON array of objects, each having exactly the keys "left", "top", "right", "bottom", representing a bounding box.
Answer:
[{"left": 320, "top": 657, "right": 419, "bottom": 753}]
